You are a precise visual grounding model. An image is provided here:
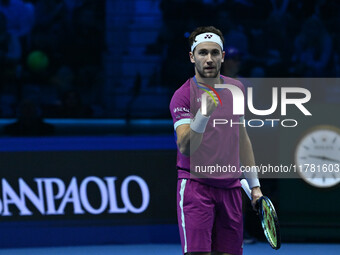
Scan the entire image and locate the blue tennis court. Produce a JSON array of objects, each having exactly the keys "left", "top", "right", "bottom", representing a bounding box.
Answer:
[{"left": 0, "top": 243, "right": 339, "bottom": 255}]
